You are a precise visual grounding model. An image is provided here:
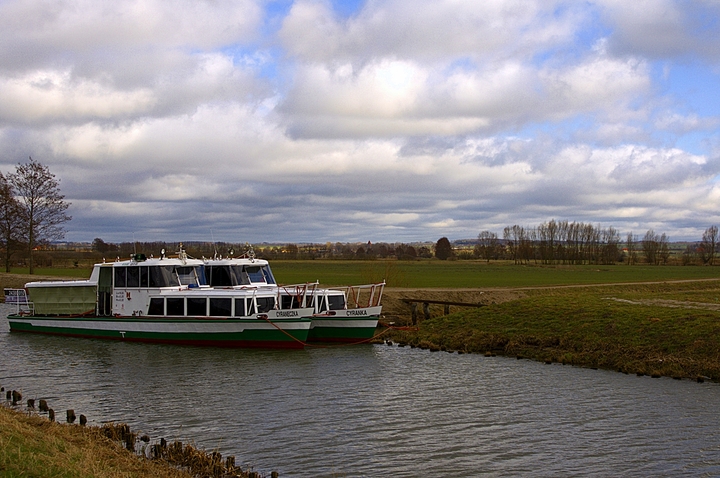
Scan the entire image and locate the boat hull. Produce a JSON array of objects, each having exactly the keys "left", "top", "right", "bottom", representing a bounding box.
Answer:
[
  {"left": 7, "top": 315, "right": 311, "bottom": 349},
  {"left": 308, "top": 307, "right": 381, "bottom": 343}
]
